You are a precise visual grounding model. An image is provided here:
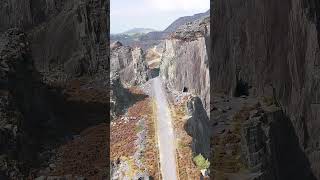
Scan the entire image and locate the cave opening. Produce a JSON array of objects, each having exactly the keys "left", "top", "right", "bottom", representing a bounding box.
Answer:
[
  {"left": 234, "top": 79, "right": 249, "bottom": 97},
  {"left": 183, "top": 87, "right": 188, "bottom": 92}
]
